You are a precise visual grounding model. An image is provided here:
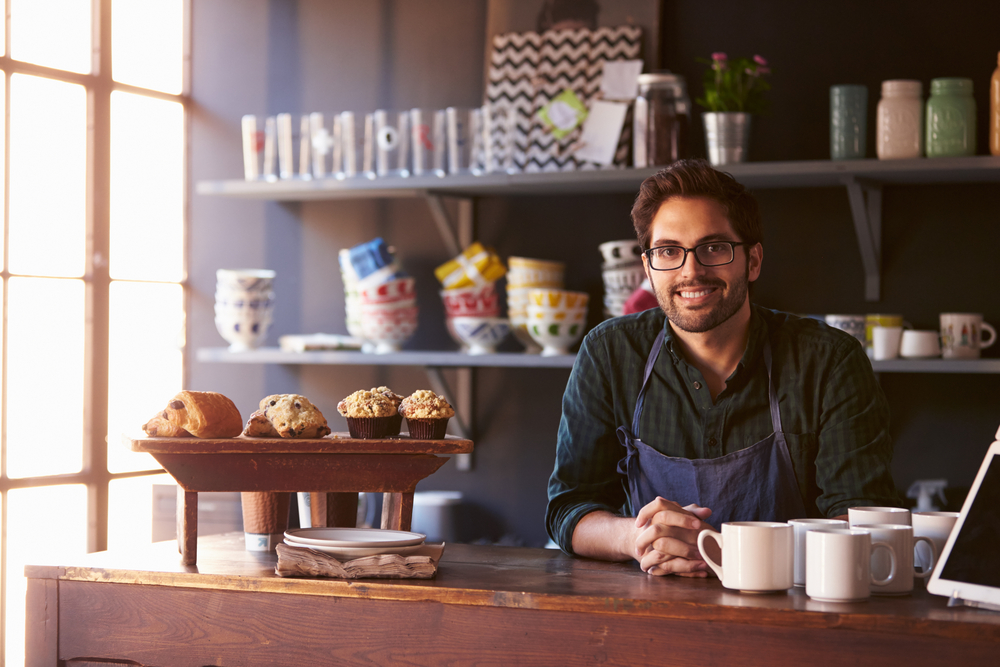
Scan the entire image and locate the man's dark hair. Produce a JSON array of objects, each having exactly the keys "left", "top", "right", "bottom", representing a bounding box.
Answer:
[{"left": 630, "top": 158, "right": 763, "bottom": 250}]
